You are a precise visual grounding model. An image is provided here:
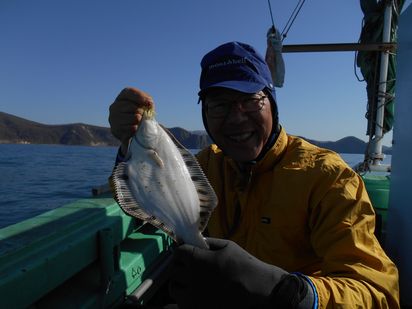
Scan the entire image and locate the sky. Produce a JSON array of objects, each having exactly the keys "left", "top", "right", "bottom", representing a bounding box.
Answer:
[{"left": 1, "top": 0, "right": 410, "bottom": 145}]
